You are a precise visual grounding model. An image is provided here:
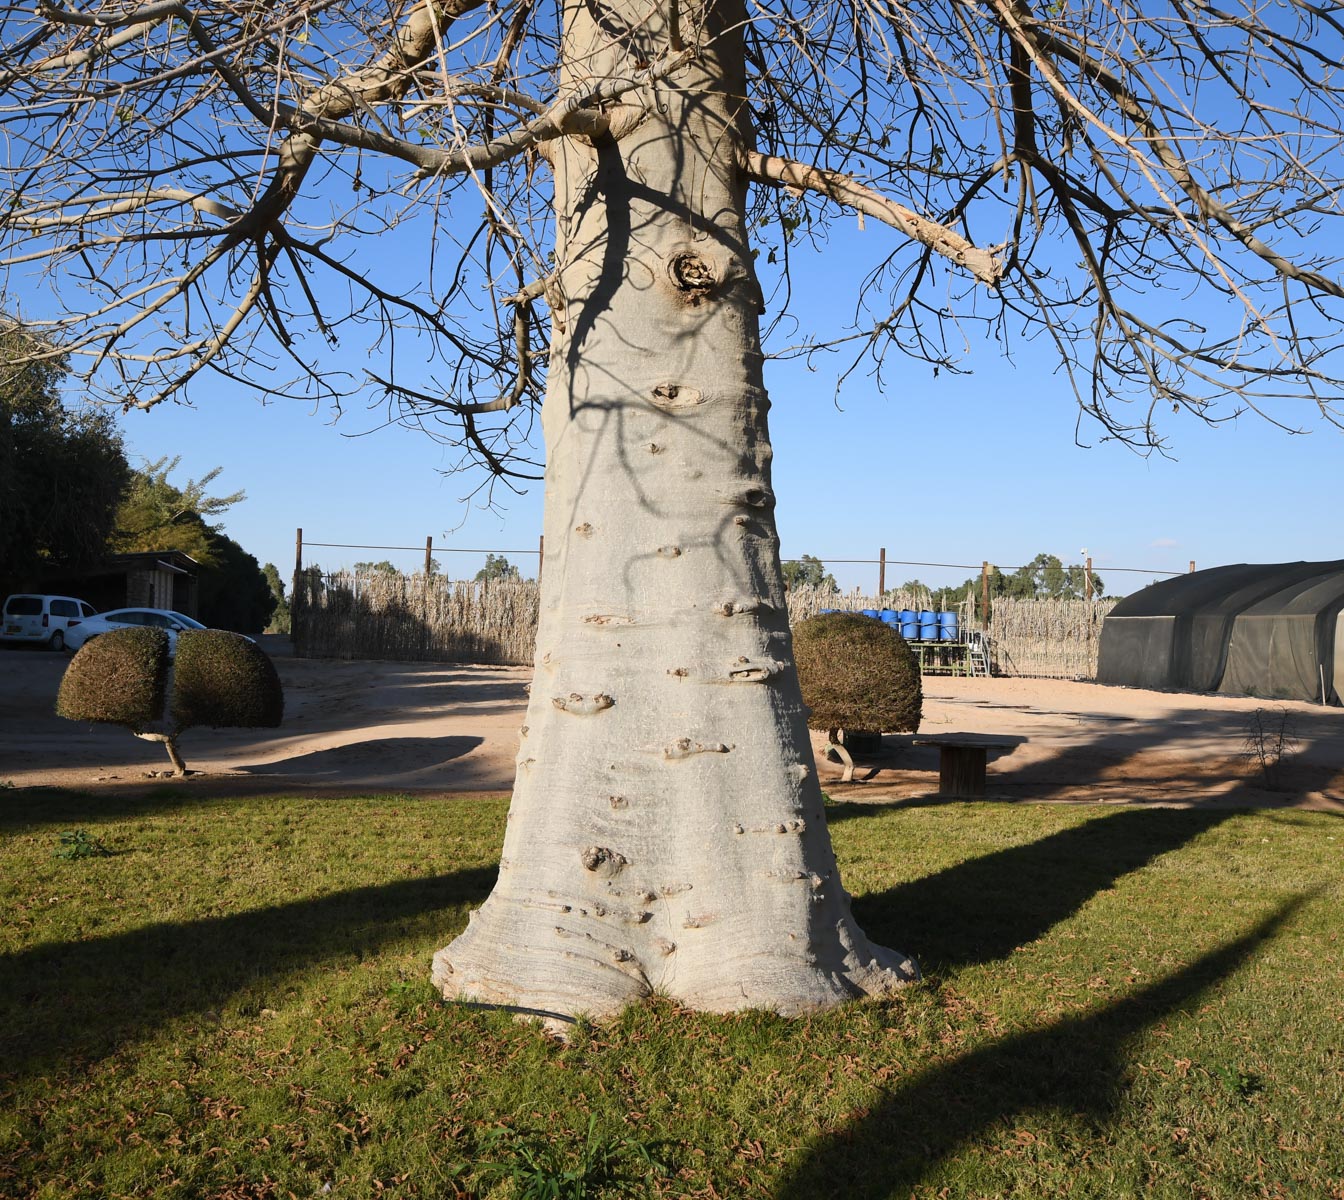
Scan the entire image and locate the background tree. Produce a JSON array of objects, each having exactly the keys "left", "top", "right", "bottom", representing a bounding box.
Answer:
[
  {"left": 112, "top": 459, "right": 274, "bottom": 631},
  {"left": 0, "top": 320, "right": 128, "bottom": 594},
  {"left": 6, "top": 0, "right": 1344, "bottom": 1020},
  {"left": 261, "top": 563, "right": 291, "bottom": 634},
  {"left": 475, "top": 554, "right": 521, "bottom": 583},
  {"left": 196, "top": 529, "right": 278, "bottom": 635},
  {"left": 1005, "top": 554, "right": 1104, "bottom": 601},
  {"left": 111, "top": 458, "right": 245, "bottom": 563},
  {"left": 782, "top": 555, "right": 838, "bottom": 592}
]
